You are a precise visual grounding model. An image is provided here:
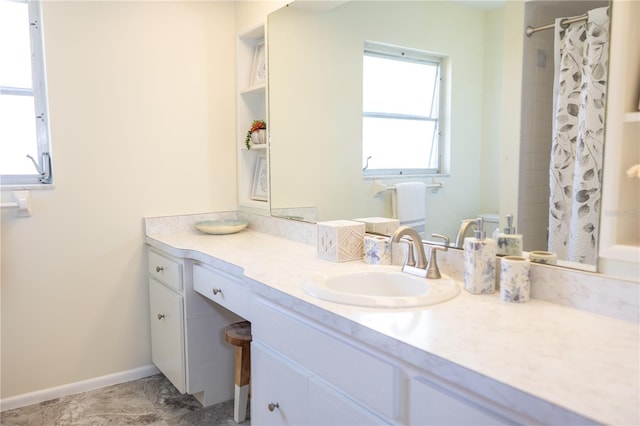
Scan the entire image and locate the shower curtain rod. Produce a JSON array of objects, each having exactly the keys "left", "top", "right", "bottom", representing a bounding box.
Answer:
[{"left": 526, "top": 13, "right": 588, "bottom": 37}]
